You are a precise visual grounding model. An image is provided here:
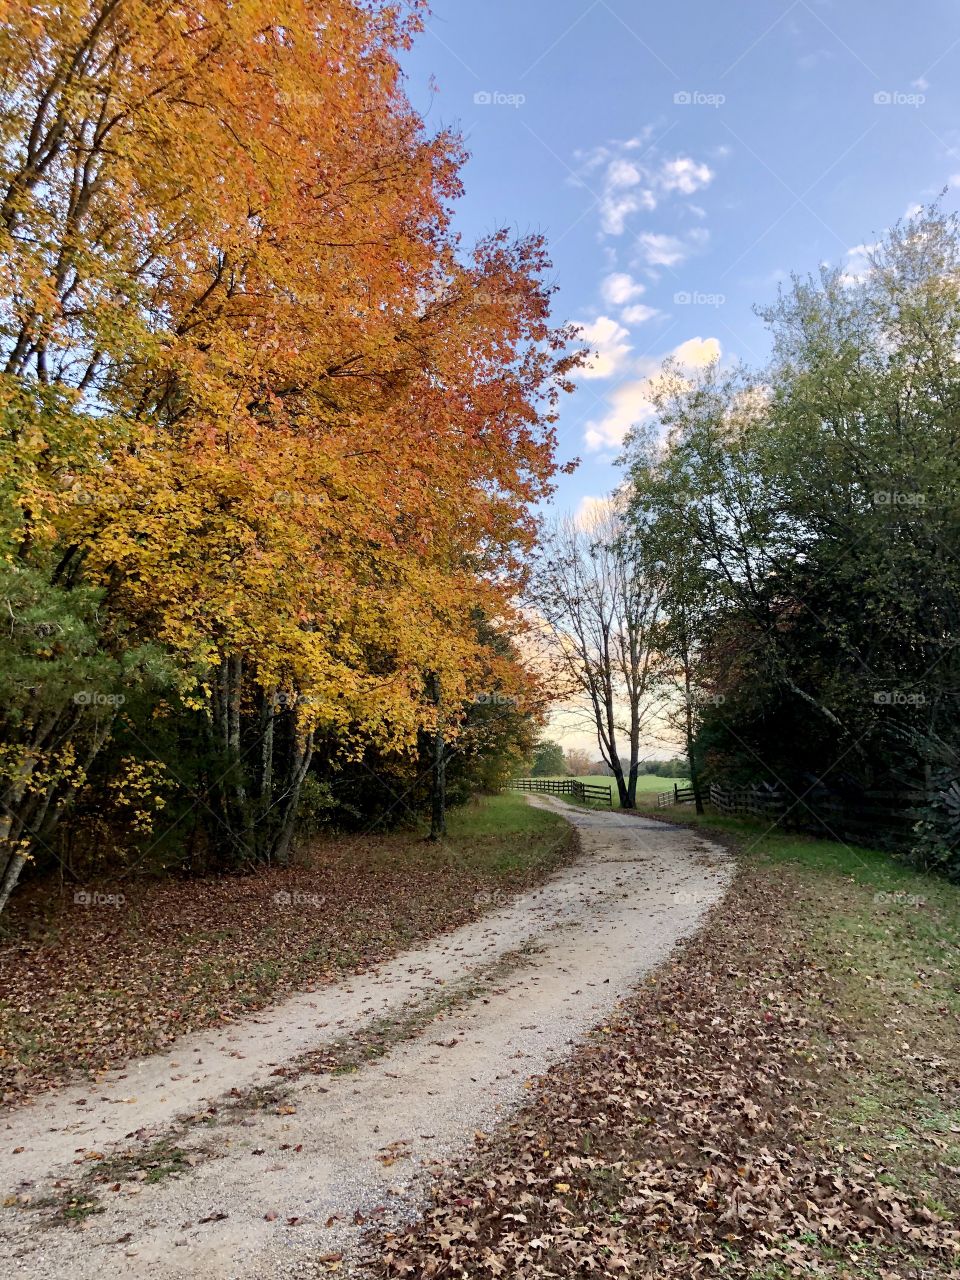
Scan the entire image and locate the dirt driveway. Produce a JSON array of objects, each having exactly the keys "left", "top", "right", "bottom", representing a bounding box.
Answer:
[{"left": 0, "top": 798, "right": 730, "bottom": 1279}]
